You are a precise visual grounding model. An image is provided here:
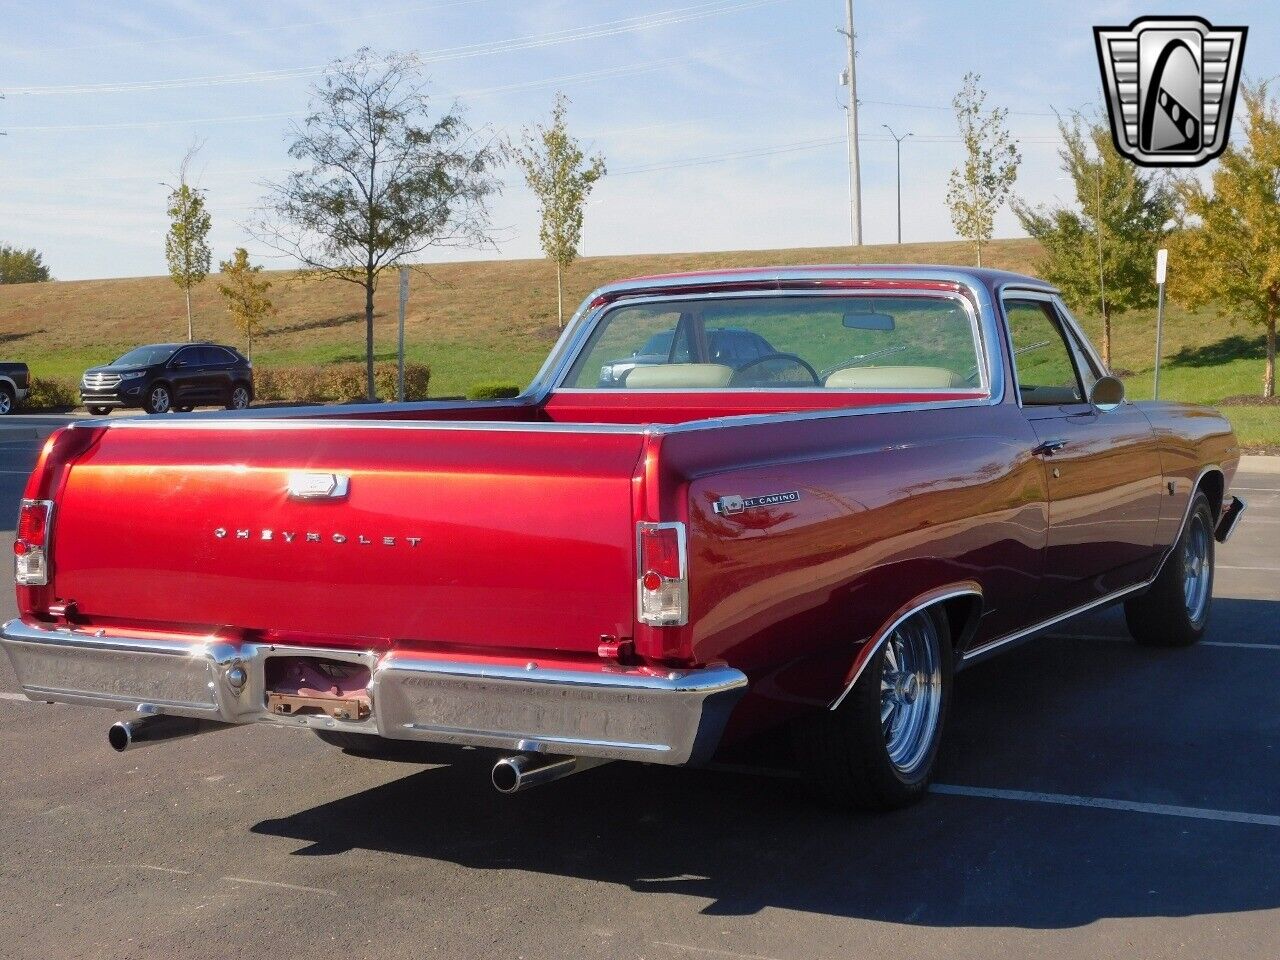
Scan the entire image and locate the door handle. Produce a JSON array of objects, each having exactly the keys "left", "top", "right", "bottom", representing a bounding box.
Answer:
[{"left": 1032, "top": 438, "right": 1067, "bottom": 456}]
